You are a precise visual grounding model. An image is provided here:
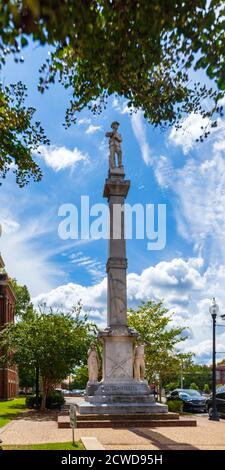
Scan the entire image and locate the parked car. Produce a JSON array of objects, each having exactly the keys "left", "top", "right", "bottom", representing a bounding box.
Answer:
[
  {"left": 69, "top": 389, "right": 85, "bottom": 396},
  {"left": 206, "top": 387, "right": 225, "bottom": 419},
  {"left": 167, "top": 389, "right": 207, "bottom": 413},
  {"left": 59, "top": 389, "right": 70, "bottom": 395}
]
